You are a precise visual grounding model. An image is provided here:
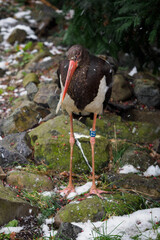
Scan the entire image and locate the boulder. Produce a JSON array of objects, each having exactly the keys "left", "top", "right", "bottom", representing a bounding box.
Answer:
[
  {"left": 122, "top": 109, "right": 160, "bottom": 126},
  {"left": 33, "top": 82, "right": 59, "bottom": 109},
  {"left": 107, "top": 173, "right": 160, "bottom": 199},
  {"left": 0, "top": 145, "right": 29, "bottom": 168},
  {"left": 26, "top": 82, "right": 38, "bottom": 101},
  {"left": 29, "top": 115, "right": 111, "bottom": 173},
  {"left": 7, "top": 170, "right": 53, "bottom": 191},
  {"left": 134, "top": 78, "right": 160, "bottom": 107},
  {"left": 120, "top": 149, "right": 155, "bottom": 172},
  {"left": 54, "top": 193, "right": 143, "bottom": 227},
  {"left": 1, "top": 100, "right": 50, "bottom": 135},
  {"left": 86, "top": 112, "right": 160, "bottom": 144},
  {"left": 7, "top": 28, "right": 27, "bottom": 44},
  {"left": 111, "top": 74, "right": 133, "bottom": 101},
  {"left": 1, "top": 132, "right": 32, "bottom": 158},
  {"left": 0, "top": 181, "right": 38, "bottom": 226}
]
